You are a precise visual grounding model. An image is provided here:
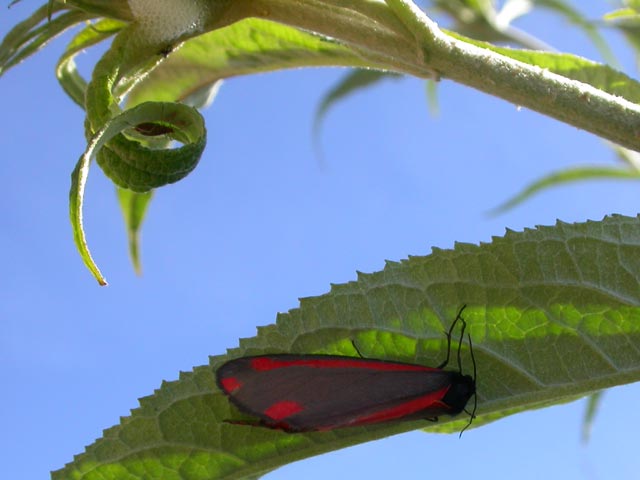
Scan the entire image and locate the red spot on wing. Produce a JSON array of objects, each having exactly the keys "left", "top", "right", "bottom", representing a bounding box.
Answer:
[
  {"left": 220, "top": 377, "right": 242, "bottom": 393},
  {"left": 250, "top": 356, "right": 438, "bottom": 372},
  {"left": 264, "top": 400, "right": 304, "bottom": 420}
]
